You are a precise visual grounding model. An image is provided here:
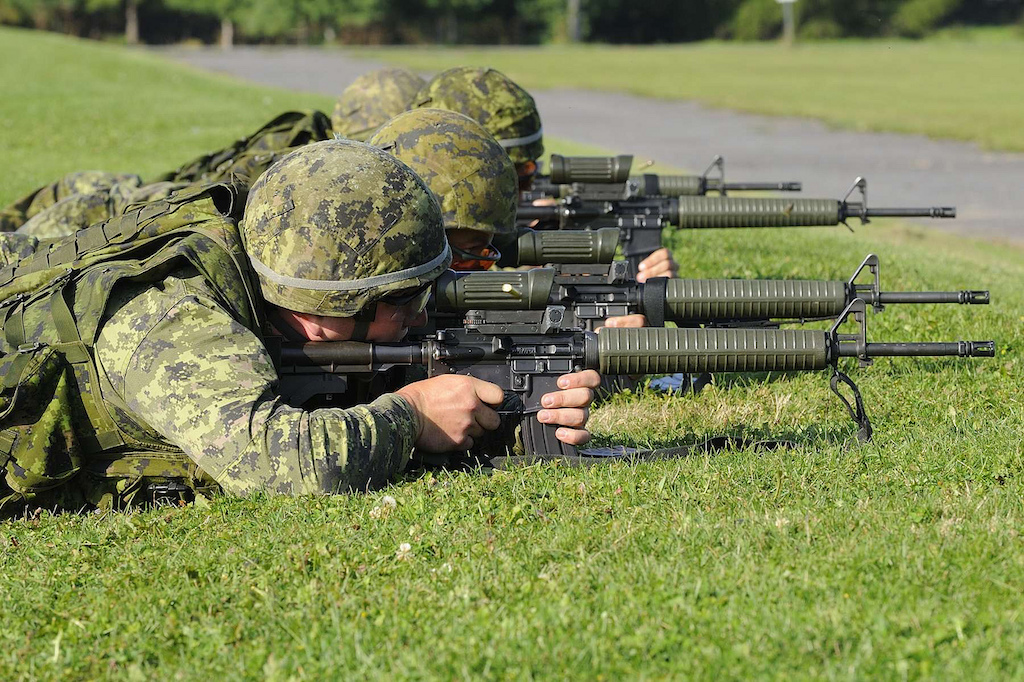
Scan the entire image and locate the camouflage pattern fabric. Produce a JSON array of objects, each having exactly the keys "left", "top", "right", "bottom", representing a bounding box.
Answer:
[
  {"left": 91, "top": 267, "right": 418, "bottom": 498},
  {"left": 242, "top": 139, "right": 449, "bottom": 317},
  {"left": 331, "top": 67, "right": 426, "bottom": 141},
  {"left": 153, "top": 110, "right": 333, "bottom": 184},
  {"left": 0, "top": 233, "right": 41, "bottom": 265},
  {"left": 412, "top": 67, "right": 544, "bottom": 165},
  {"left": 16, "top": 180, "right": 188, "bottom": 240},
  {"left": 0, "top": 184, "right": 422, "bottom": 513},
  {"left": 0, "top": 171, "right": 141, "bottom": 233},
  {"left": 4, "top": 111, "right": 331, "bottom": 240},
  {"left": 369, "top": 109, "right": 519, "bottom": 238}
]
